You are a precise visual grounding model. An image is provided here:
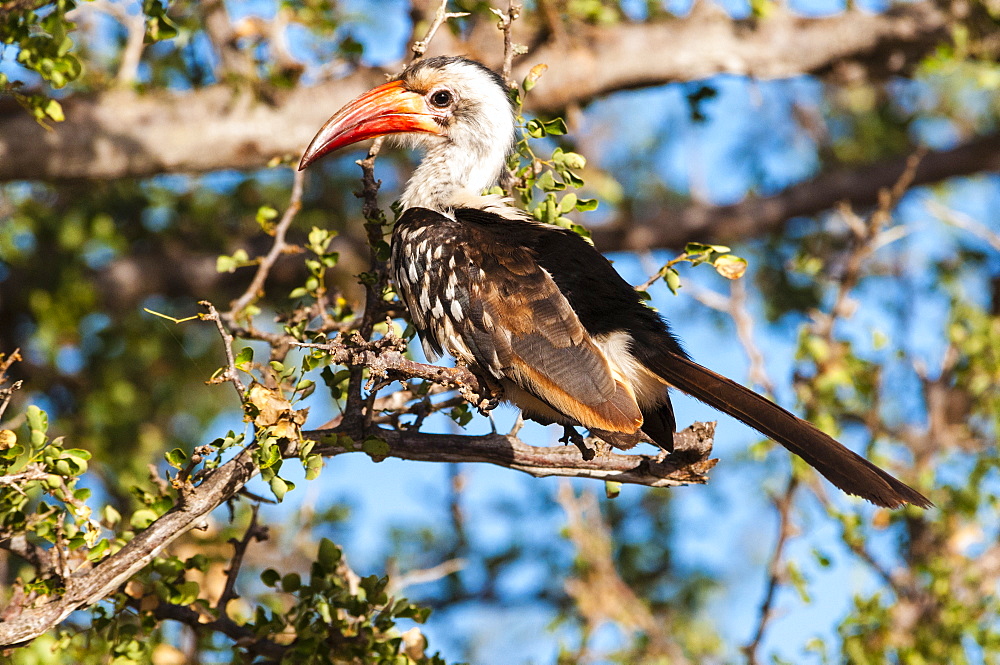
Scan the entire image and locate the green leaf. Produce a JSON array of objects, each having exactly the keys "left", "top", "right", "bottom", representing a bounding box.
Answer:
[
  {"left": 260, "top": 568, "right": 280, "bottom": 586},
  {"left": 684, "top": 242, "right": 712, "bottom": 256},
  {"left": 172, "top": 580, "right": 200, "bottom": 605},
  {"left": 257, "top": 441, "right": 281, "bottom": 469},
  {"left": 256, "top": 205, "right": 278, "bottom": 230},
  {"left": 144, "top": 0, "right": 179, "bottom": 42},
  {"left": 102, "top": 505, "right": 122, "bottom": 527},
  {"left": 542, "top": 117, "right": 568, "bottom": 135},
  {"left": 269, "top": 476, "right": 290, "bottom": 501},
  {"left": 563, "top": 169, "right": 584, "bottom": 187},
  {"left": 522, "top": 63, "right": 547, "bottom": 92},
  {"left": 308, "top": 226, "right": 334, "bottom": 253},
  {"left": 714, "top": 254, "right": 748, "bottom": 280},
  {"left": 449, "top": 404, "right": 473, "bottom": 427},
  {"left": 44, "top": 99, "right": 64, "bottom": 122},
  {"left": 361, "top": 436, "right": 390, "bottom": 461},
  {"left": 281, "top": 572, "right": 301, "bottom": 592},
  {"left": 26, "top": 405, "right": 48, "bottom": 435},
  {"left": 560, "top": 151, "right": 586, "bottom": 170},
  {"left": 304, "top": 454, "right": 323, "bottom": 480},
  {"left": 130, "top": 509, "right": 158, "bottom": 530},
  {"left": 559, "top": 193, "right": 577, "bottom": 214},
  {"left": 60, "top": 449, "right": 89, "bottom": 475},
  {"left": 164, "top": 448, "right": 187, "bottom": 469},
  {"left": 216, "top": 248, "right": 251, "bottom": 273},
  {"left": 87, "top": 539, "right": 110, "bottom": 562},
  {"left": 605, "top": 481, "right": 621, "bottom": 499},
  {"left": 664, "top": 268, "right": 682, "bottom": 294},
  {"left": 525, "top": 118, "right": 545, "bottom": 138},
  {"left": 234, "top": 346, "right": 253, "bottom": 370},
  {"left": 318, "top": 537, "right": 341, "bottom": 569}
]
